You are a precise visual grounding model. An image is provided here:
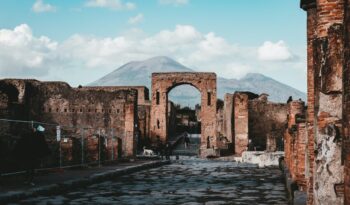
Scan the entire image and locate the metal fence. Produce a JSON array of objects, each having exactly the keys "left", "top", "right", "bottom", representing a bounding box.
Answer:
[{"left": 0, "top": 119, "right": 122, "bottom": 176}]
